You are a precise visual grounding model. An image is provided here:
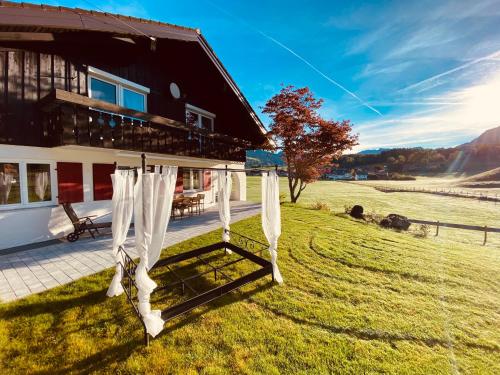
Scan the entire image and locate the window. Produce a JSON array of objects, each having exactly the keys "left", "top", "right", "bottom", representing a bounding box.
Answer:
[
  {"left": 89, "top": 77, "right": 117, "bottom": 104},
  {"left": 88, "top": 66, "right": 149, "bottom": 112},
  {"left": 27, "top": 164, "right": 52, "bottom": 203},
  {"left": 0, "top": 163, "right": 21, "bottom": 205},
  {"left": 185, "top": 104, "right": 215, "bottom": 131},
  {"left": 182, "top": 168, "right": 203, "bottom": 191},
  {"left": 122, "top": 88, "right": 146, "bottom": 112},
  {"left": 0, "top": 161, "right": 56, "bottom": 209}
]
